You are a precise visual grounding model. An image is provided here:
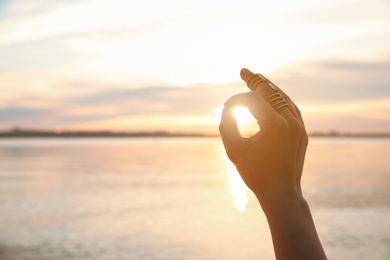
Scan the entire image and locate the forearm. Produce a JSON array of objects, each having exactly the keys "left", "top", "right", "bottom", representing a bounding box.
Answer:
[{"left": 256, "top": 191, "right": 327, "bottom": 260}]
